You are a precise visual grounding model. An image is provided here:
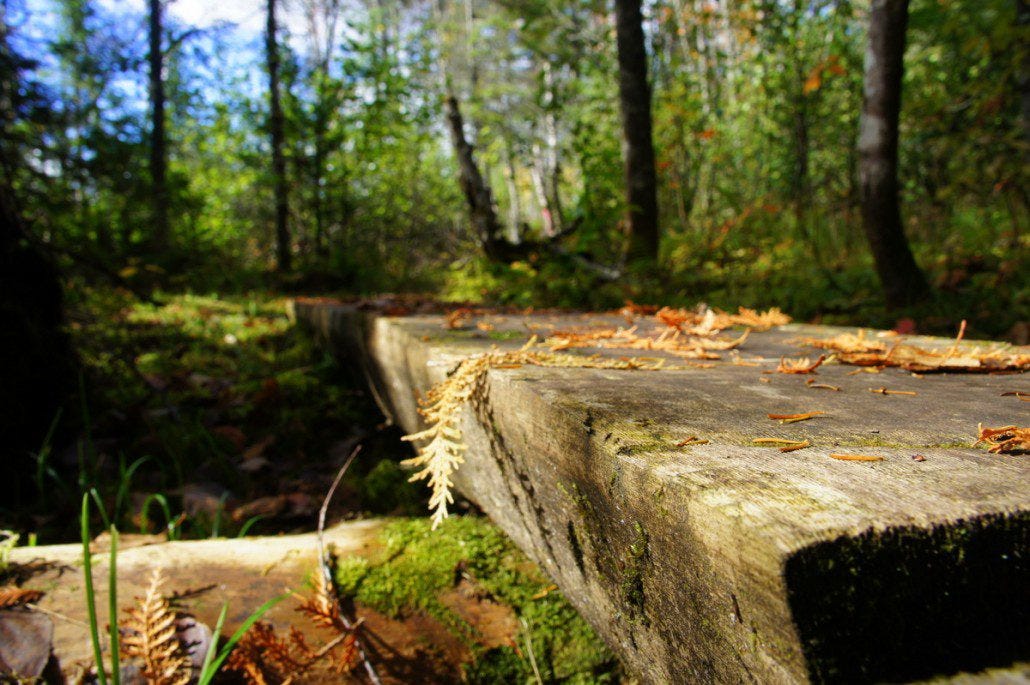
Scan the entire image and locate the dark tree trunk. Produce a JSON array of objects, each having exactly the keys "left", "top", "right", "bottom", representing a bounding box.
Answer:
[
  {"left": 614, "top": 0, "right": 660, "bottom": 265},
  {"left": 857, "top": 0, "right": 928, "bottom": 308},
  {"left": 1018, "top": 0, "right": 1030, "bottom": 145},
  {"left": 148, "top": 0, "right": 169, "bottom": 252},
  {"left": 443, "top": 92, "right": 507, "bottom": 261},
  {"left": 0, "top": 180, "right": 74, "bottom": 508},
  {"left": 267, "top": 0, "right": 291, "bottom": 272}
]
